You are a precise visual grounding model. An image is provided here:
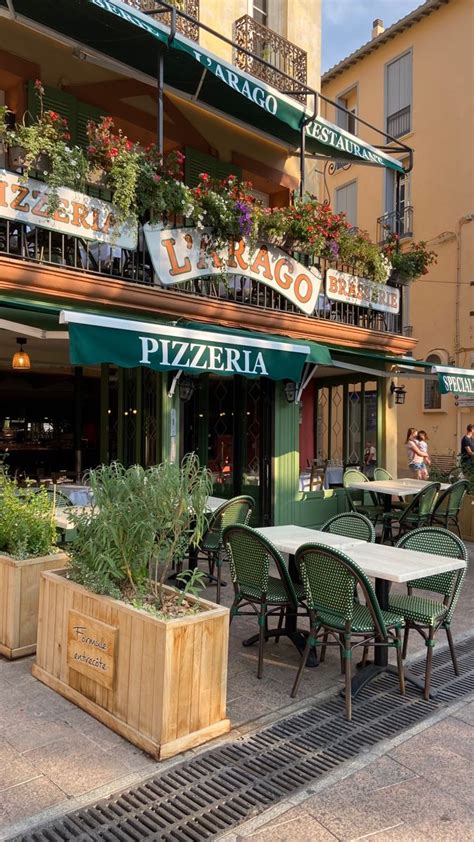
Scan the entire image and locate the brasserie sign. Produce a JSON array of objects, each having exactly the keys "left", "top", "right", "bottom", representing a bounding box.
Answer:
[
  {"left": 0, "top": 169, "right": 138, "bottom": 249},
  {"left": 143, "top": 224, "right": 322, "bottom": 316},
  {"left": 326, "top": 268, "right": 400, "bottom": 314}
]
